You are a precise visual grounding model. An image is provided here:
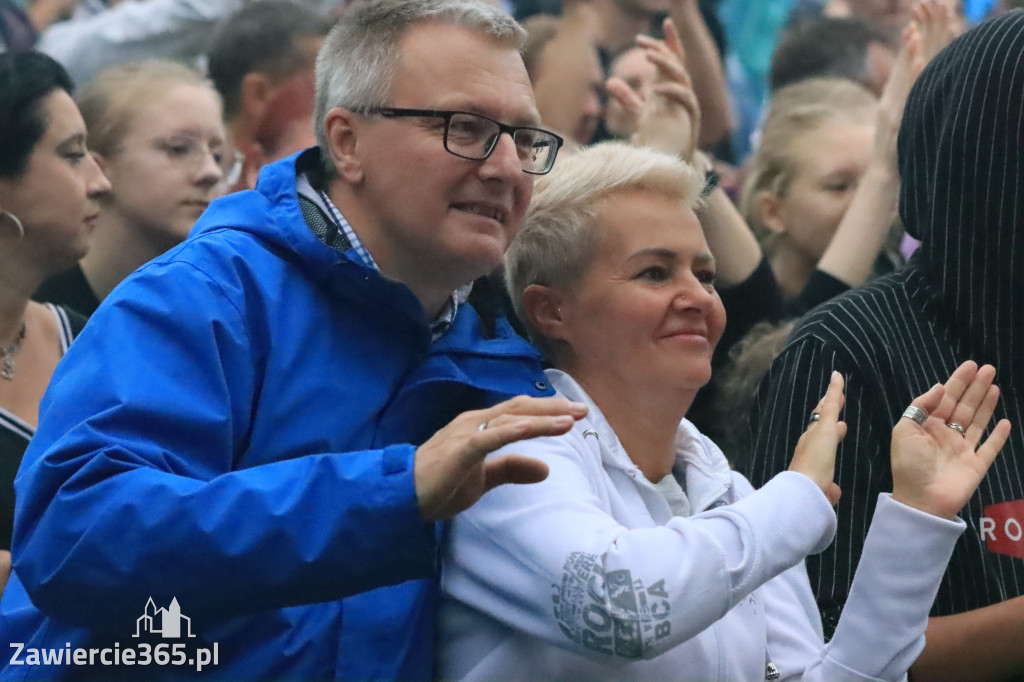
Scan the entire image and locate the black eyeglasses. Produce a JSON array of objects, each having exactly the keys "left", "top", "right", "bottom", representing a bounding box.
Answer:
[{"left": 359, "top": 107, "right": 564, "bottom": 175}]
